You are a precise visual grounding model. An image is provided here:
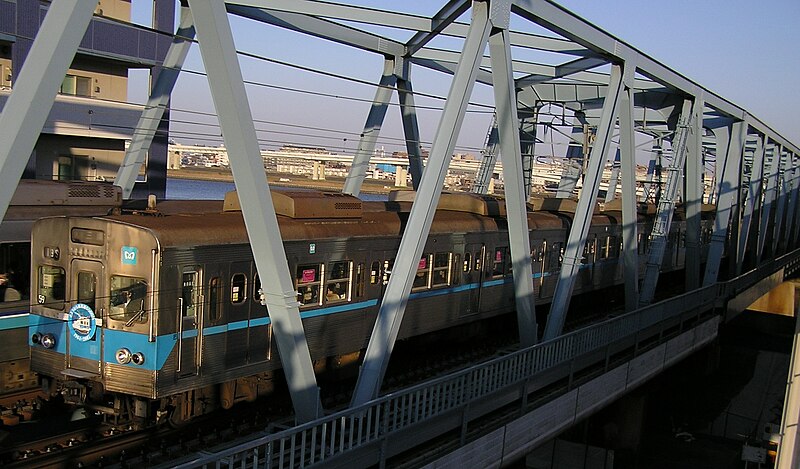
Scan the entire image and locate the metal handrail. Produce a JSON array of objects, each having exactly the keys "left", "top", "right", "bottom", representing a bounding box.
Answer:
[{"left": 170, "top": 249, "right": 800, "bottom": 469}]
